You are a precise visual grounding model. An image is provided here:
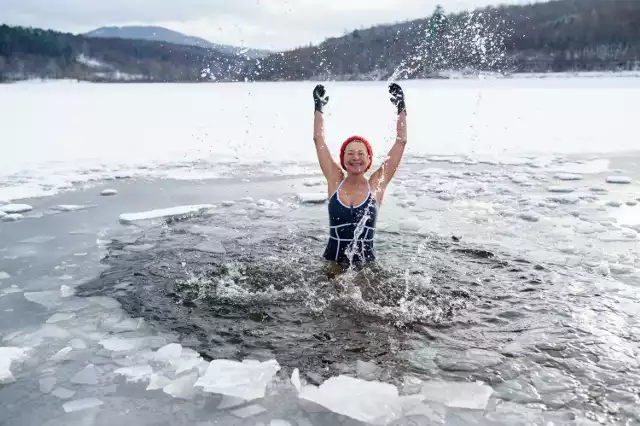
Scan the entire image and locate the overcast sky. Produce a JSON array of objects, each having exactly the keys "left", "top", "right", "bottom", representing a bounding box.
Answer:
[{"left": 0, "top": 0, "right": 540, "bottom": 51}]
